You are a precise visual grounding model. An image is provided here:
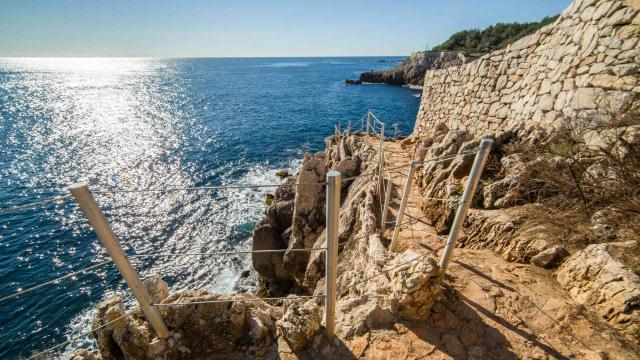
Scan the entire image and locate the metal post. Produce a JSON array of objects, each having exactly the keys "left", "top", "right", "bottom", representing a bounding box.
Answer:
[
  {"left": 325, "top": 171, "right": 341, "bottom": 338},
  {"left": 378, "top": 123, "right": 385, "bottom": 199},
  {"left": 390, "top": 160, "right": 417, "bottom": 250},
  {"left": 394, "top": 123, "right": 399, "bottom": 138},
  {"left": 381, "top": 177, "right": 393, "bottom": 230},
  {"left": 68, "top": 183, "right": 169, "bottom": 339},
  {"left": 439, "top": 138, "right": 493, "bottom": 270},
  {"left": 366, "top": 111, "right": 370, "bottom": 136}
]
